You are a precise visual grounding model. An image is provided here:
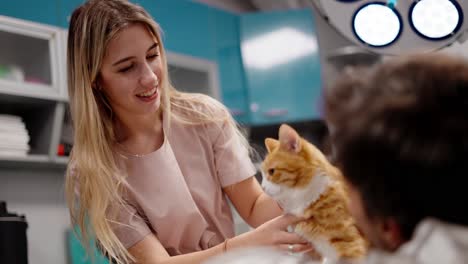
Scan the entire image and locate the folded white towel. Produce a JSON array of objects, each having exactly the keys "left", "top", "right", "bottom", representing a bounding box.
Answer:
[
  {"left": 0, "top": 143, "right": 30, "bottom": 150},
  {"left": 0, "top": 134, "right": 30, "bottom": 143},
  {"left": 0, "top": 114, "right": 23, "bottom": 122},
  {"left": 0, "top": 149, "right": 28, "bottom": 157},
  {"left": 0, "top": 123, "right": 27, "bottom": 132}
]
